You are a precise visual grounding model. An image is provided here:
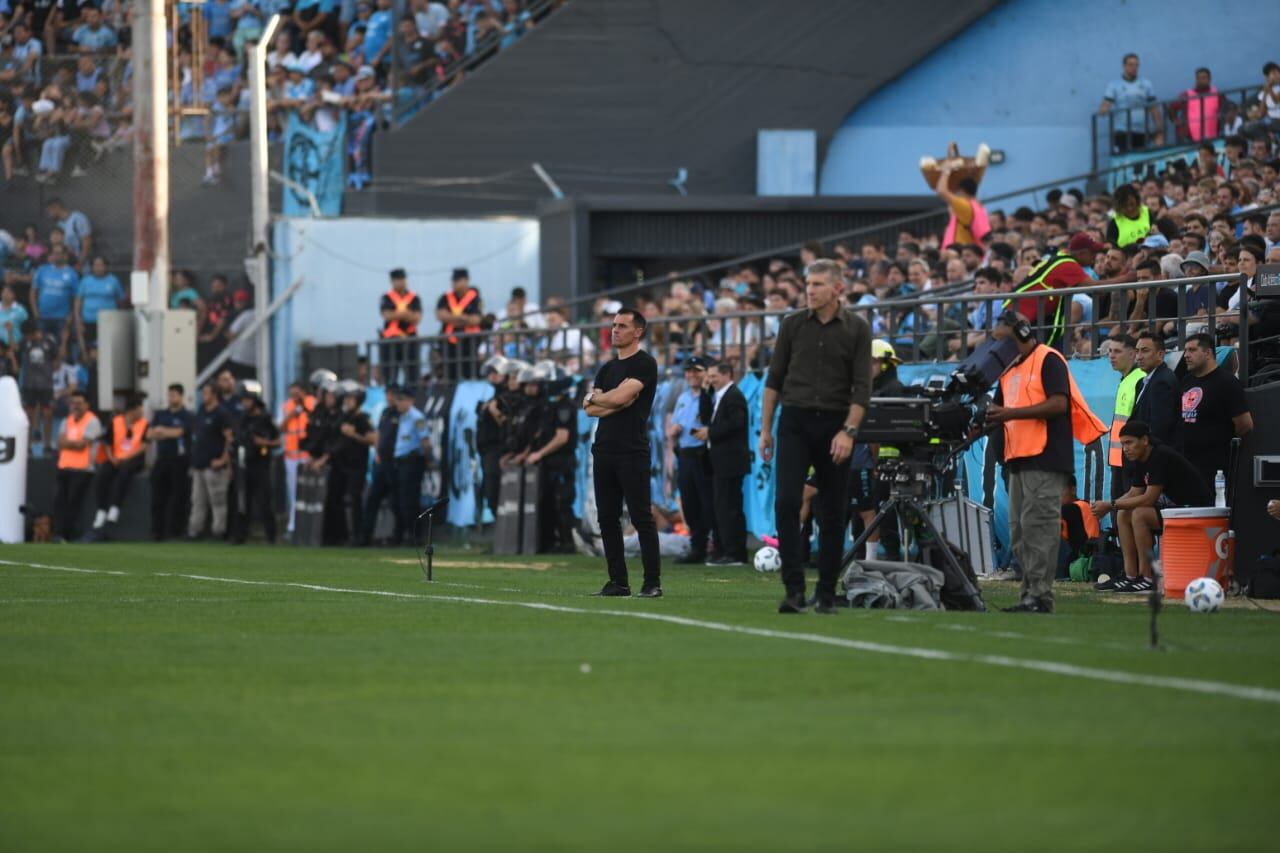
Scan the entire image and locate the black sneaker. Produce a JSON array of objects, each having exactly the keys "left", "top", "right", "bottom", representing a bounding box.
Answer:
[
  {"left": 1093, "top": 574, "right": 1125, "bottom": 592},
  {"left": 778, "top": 593, "right": 808, "bottom": 614},
  {"left": 1118, "top": 576, "right": 1152, "bottom": 594},
  {"left": 592, "top": 582, "right": 631, "bottom": 597},
  {"left": 1001, "top": 600, "right": 1053, "bottom": 614},
  {"left": 636, "top": 586, "right": 663, "bottom": 599},
  {"left": 813, "top": 598, "right": 839, "bottom": 615},
  {"left": 706, "top": 555, "right": 746, "bottom": 567}
]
